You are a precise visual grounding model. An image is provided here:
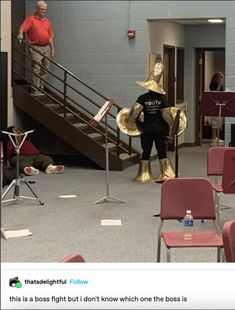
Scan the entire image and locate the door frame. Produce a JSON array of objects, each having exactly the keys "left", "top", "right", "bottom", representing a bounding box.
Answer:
[
  {"left": 195, "top": 47, "right": 225, "bottom": 145},
  {"left": 163, "top": 44, "right": 175, "bottom": 106}
]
